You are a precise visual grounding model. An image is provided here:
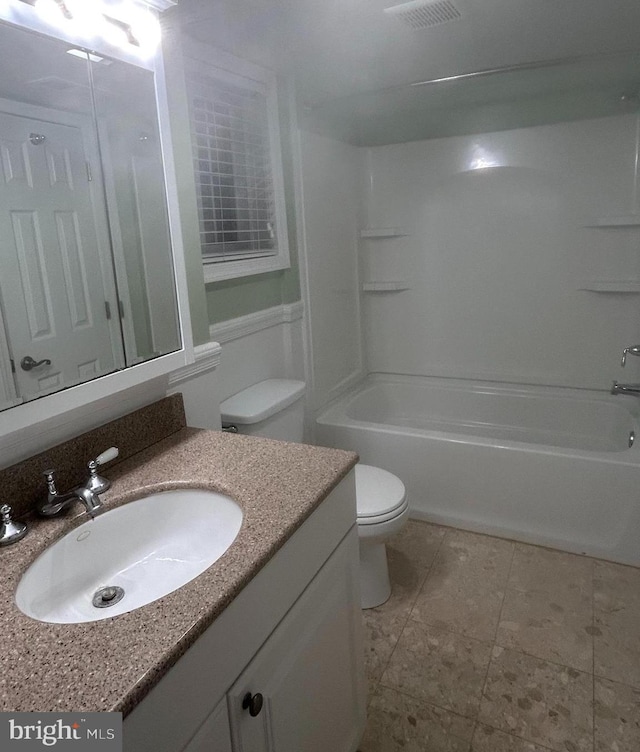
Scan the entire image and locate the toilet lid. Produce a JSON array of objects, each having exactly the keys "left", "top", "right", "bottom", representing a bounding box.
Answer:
[
  {"left": 220, "top": 379, "right": 306, "bottom": 424},
  {"left": 356, "top": 464, "right": 406, "bottom": 518}
]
